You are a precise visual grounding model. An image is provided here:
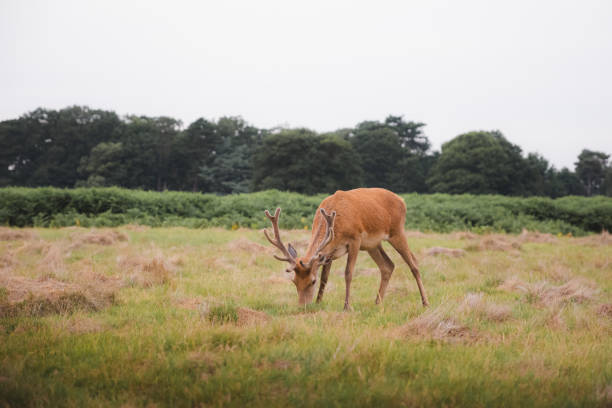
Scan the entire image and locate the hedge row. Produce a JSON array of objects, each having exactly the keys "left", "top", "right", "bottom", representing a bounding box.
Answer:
[{"left": 1, "top": 187, "right": 611, "bottom": 235}]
